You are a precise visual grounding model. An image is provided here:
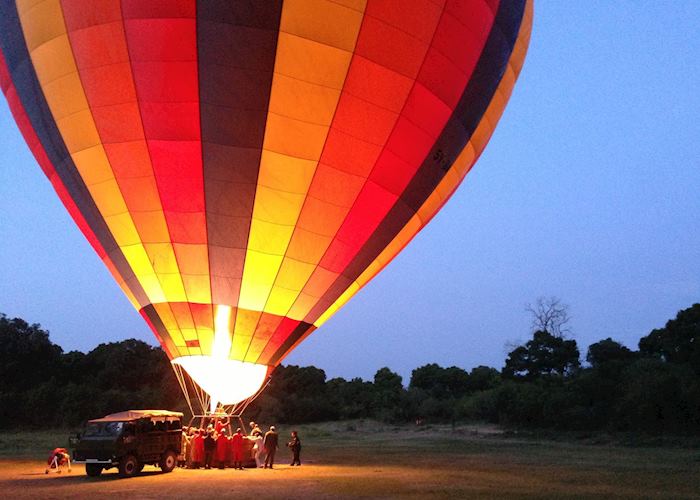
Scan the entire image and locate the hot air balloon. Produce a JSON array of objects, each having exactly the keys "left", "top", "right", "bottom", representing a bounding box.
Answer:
[{"left": 0, "top": 0, "right": 532, "bottom": 415}]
